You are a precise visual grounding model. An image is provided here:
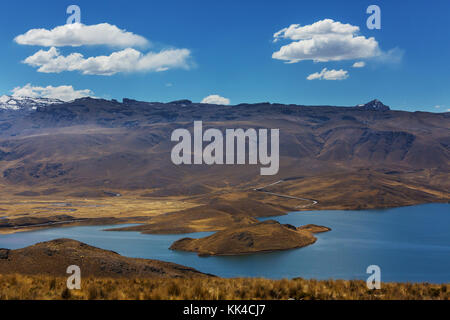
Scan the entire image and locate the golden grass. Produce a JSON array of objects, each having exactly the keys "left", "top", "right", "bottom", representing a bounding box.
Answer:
[
  {"left": 0, "top": 196, "right": 196, "bottom": 219},
  {"left": 0, "top": 196, "right": 198, "bottom": 234},
  {"left": 0, "top": 274, "right": 448, "bottom": 300}
]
